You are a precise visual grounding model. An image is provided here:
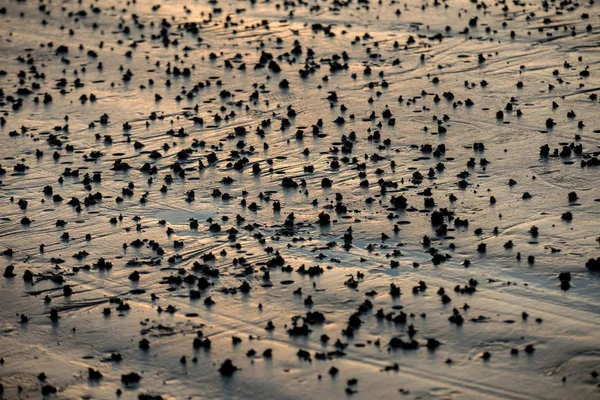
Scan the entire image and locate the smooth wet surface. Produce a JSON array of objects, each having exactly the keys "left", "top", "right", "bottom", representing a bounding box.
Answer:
[{"left": 1, "top": 0, "right": 600, "bottom": 398}]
